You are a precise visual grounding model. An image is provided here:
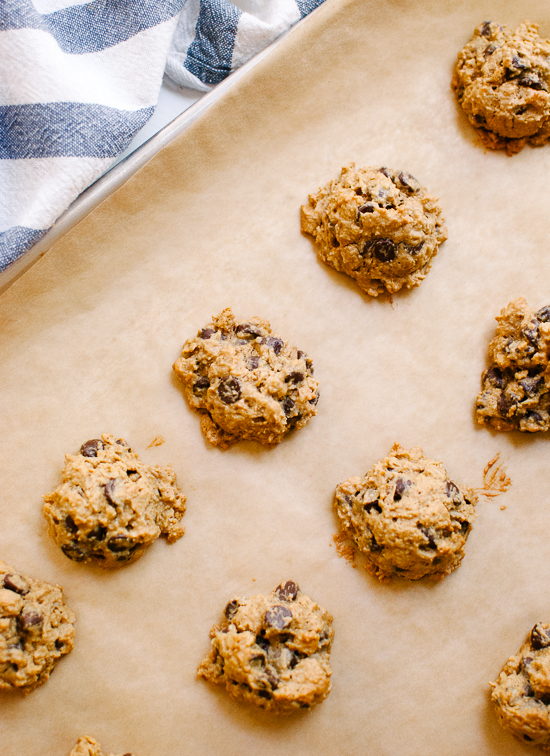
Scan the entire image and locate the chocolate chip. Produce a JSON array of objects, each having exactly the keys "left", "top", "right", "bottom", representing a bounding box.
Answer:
[
  {"left": 305, "top": 358, "right": 314, "bottom": 375},
  {"left": 264, "top": 605, "right": 292, "bottom": 630},
  {"left": 521, "top": 323, "right": 539, "bottom": 344},
  {"left": 7, "top": 642, "right": 23, "bottom": 650},
  {"left": 394, "top": 478, "right": 411, "bottom": 501},
  {"left": 19, "top": 607, "right": 43, "bottom": 631},
  {"left": 282, "top": 397, "right": 295, "bottom": 415},
  {"left": 484, "top": 44, "right": 496, "bottom": 56},
  {"left": 535, "top": 306, "right": 550, "bottom": 322},
  {"left": 445, "top": 480, "right": 460, "bottom": 499},
  {"left": 274, "top": 581, "right": 299, "bottom": 601},
  {"left": 255, "top": 634, "right": 270, "bottom": 652},
  {"left": 88, "top": 525, "right": 107, "bottom": 541},
  {"left": 358, "top": 203, "right": 375, "bottom": 213},
  {"left": 518, "top": 71, "right": 547, "bottom": 90},
  {"left": 297, "top": 350, "right": 305, "bottom": 360},
  {"left": 367, "top": 238, "right": 397, "bottom": 263},
  {"left": 200, "top": 328, "right": 215, "bottom": 339},
  {"left": 370, "top": 535, "right": 383, "bottom": 552},
  {"left": 309, "top": 392, "right": 319, "bottom": 405},
  {"left": 483, "top": 366, "right": 505, "bottom": 389},
  {"left": 61, "top": 543, "right": 87, "bottom": 562},
  {"left": 378, "top": 167, "right": 391, "bottom": 178},
  {"left": 526, "top": 410, "right": 544, "bottom": 424},
  {"left": 107, "top": 535, "right": 132, "bottom": 552},
  {"left": 64, "top": 515, "right": 78, "bottom": 534},
  {"left": 419, "top": 527, "right": 437, "bottom": 549},
  {"left": 397, "top": 171, "right": 418, "bottom": 190},
  {"left": 236, "top": 324, "right": 262, "bottom": 339},
  {"left": 80, "top": 439, "right": 103, "bottom": 457},
  {"left": 249, "top": 356, "right": 259, "bottom": 369},
  {"left": 459, "top": 521, "right": 470, "bottom": 536},
  {"left": 511, "top": 55, "right": 529, "bottom": 70},
  {"left": 520, "top": 376, "right": 542, "bottom": 396},
  {"left": 264, "top": 336, "right": 284, "bottom": 355},
  {"left": 285, "top": 371, "right": 304, "bottom": 383},
  {"left": 3, "top": 573, "right": 29, "bottom": 595},
  {"left": 407, "top": 242, "right": 425, "bottom": 255},
  {"left": 225, "top": 600, "right": 239, "bottom": 619},
  {"left": 258, "top": 690, "right": 272, "bottom": 699},
  {"left": 104, "top": 479, "right": 118, "bottom": 506},
  {"left": 531, "top": 623, "right": 550, "bottom": 650},
  {"left": 524, "top": 682, "right": 535, "bottom": 697},
  {"left": 480, "top": 21, "right": 492, "bottom": 37},
  {"left": 193, "top": 376, "right": 210, "bottom": 393},
  {"left": 498, "top": 393, "right": 516, "bottom": 417},
  {"left": 265, "top": 671, "right": 279, "bottom": 689},
  {"left": 218, "top": 376, "right": 241, "bottom": 404},
  {"left": 364, "top": 500, "right": 382, "bottom": 513},
  {"left": 524, "top": 735, "right": 534, "bottom": 742}
]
